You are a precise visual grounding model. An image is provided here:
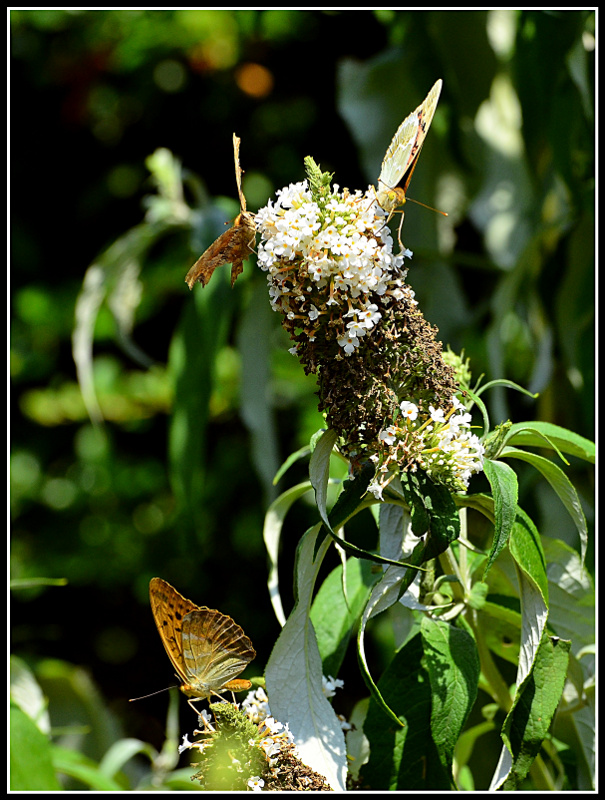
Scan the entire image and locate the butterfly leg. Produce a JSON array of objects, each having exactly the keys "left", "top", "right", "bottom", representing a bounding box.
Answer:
[
  {"left": 396, "top": 210, "right": 407, "bottom": 251},
  {"left": 246, "top": 232, "right": 257, "bottom": 255},
  {"left": 187, "top": 696, "right": 207, "bottom": 716}
]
